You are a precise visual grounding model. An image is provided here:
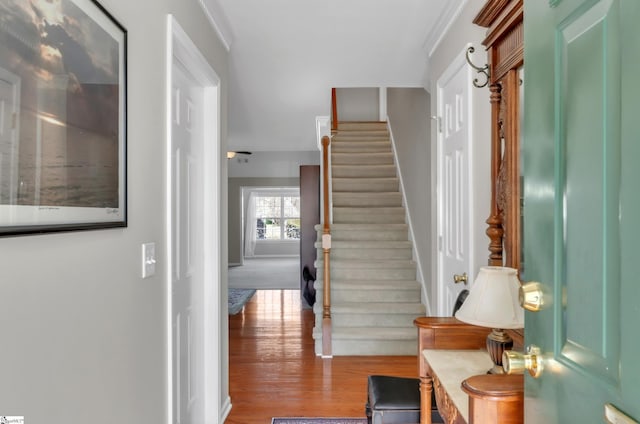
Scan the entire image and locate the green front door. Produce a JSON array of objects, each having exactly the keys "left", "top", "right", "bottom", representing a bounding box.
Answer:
[{"left": 523, "top": 0, "right": 640, "bottom": 422}]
